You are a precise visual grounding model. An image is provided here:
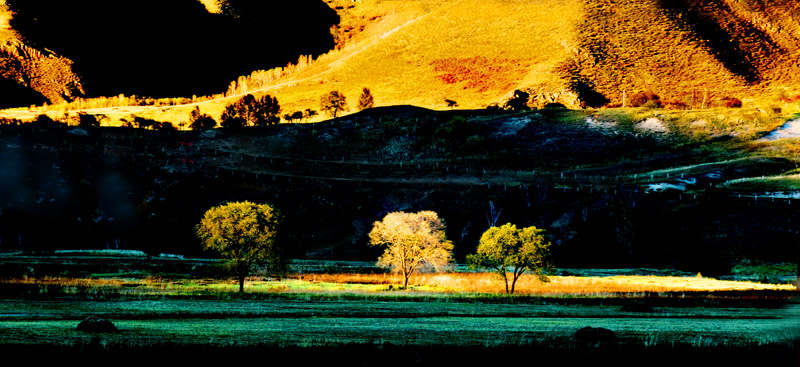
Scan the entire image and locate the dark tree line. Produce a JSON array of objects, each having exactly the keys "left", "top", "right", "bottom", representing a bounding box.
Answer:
[{"left": 221, "top": 94, "right": 281, "bottom": 128}]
